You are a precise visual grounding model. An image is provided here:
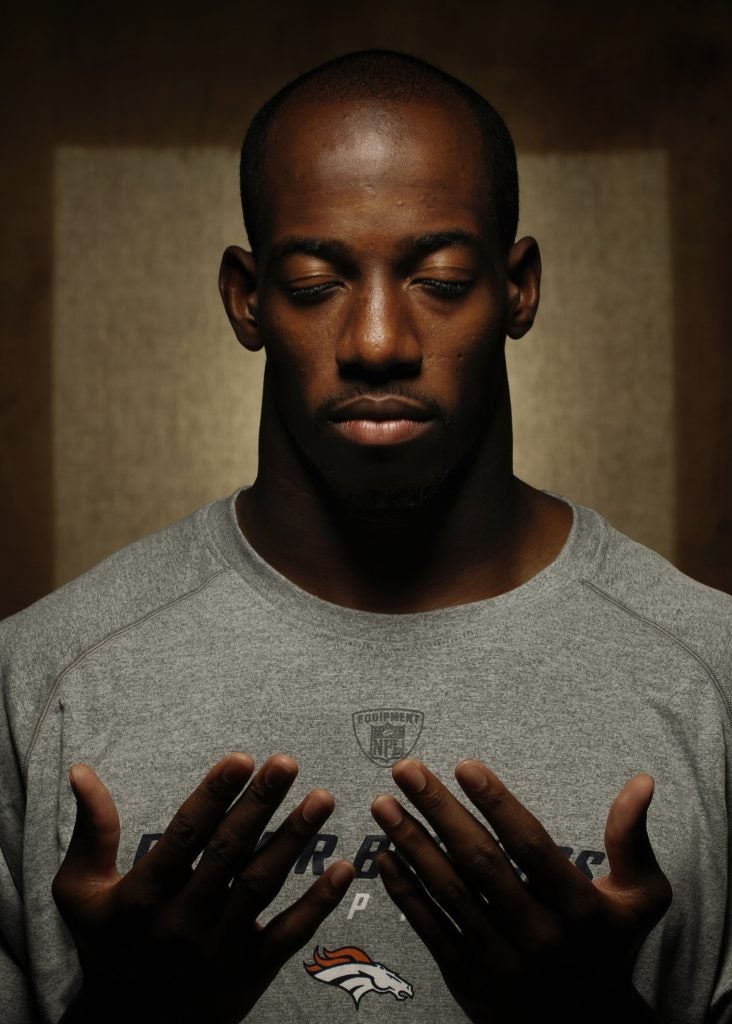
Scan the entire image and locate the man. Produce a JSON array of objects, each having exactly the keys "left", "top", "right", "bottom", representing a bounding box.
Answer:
[{"left": 1, "top": 49, "right": 730, "bottom": 1024}]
